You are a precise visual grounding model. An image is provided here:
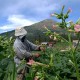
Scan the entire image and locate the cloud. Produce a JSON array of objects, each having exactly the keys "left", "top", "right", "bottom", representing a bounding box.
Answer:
[
  {"left": 0, "top": 0, "right": 80, "bottom": 19},
  {"left": 0, "top": 25, "right": 14, "bottom": 30},
  {"left": 0, "top": 0, "right": 80, "bottom": 33},
  {"left": 0, "top": 0, "right": 60, "bottom": 19},
  {"left": 8, "top": 15, "right": 36, "bottom": 26},
  {"left": 0, "top": 14, "right": 37, "bottom": 33},
  {"left": 0, "top": 0, "right": 60, "bottom": 33}
]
